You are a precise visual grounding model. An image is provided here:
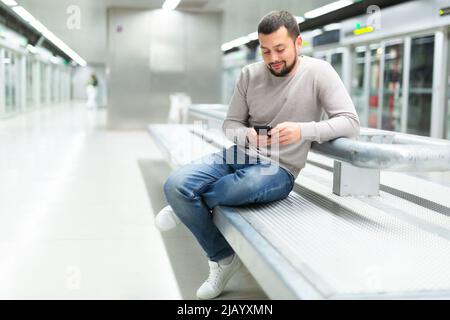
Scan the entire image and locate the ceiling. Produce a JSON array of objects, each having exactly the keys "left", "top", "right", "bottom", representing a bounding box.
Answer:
[
  {"left": 14, "top": 0, "right": 345, "bottom": 65},
  {"left": 16, "top": 0, "right": 224, "bottom": 64}
]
